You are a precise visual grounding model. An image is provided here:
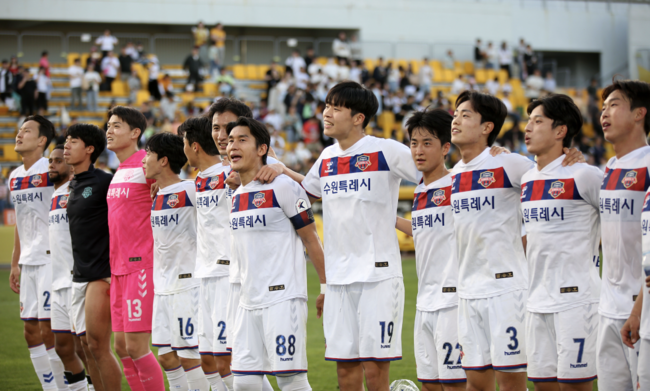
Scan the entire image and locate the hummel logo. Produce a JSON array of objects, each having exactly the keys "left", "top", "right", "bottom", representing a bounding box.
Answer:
[{"left": 43, "top": 372, "right": 54, "bottom": 383}]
